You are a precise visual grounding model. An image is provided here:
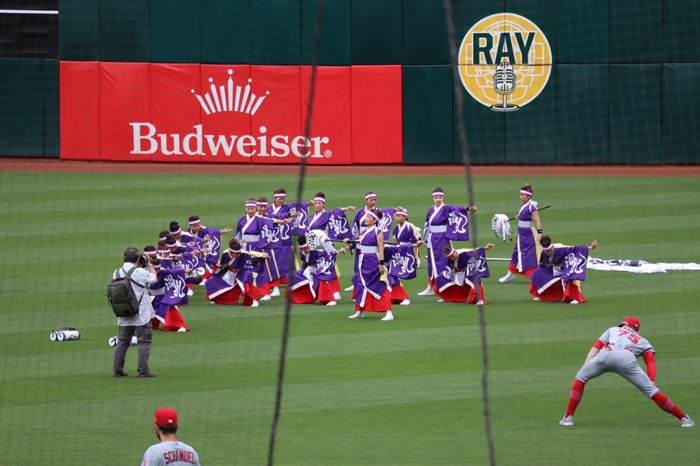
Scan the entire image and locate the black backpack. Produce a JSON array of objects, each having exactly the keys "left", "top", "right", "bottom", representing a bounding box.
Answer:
[{"left": 107, "top": 266, "right": 144, "bottom": 318}]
